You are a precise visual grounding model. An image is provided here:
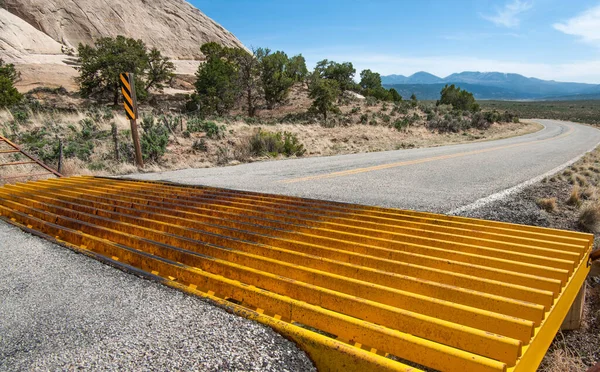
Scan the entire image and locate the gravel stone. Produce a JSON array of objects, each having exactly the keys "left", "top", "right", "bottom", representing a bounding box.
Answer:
[{"left": 0, "top": 221, "right": 315, "bottom": 372}]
